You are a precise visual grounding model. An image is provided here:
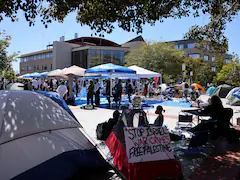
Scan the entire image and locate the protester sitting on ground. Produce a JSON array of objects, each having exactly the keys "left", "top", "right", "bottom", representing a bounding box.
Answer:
[
  {"left": 105, "top": 110, "right": 121, "bottom": 138},
  {"left": 154, "top": 105, "right": 165, "bottom": 126},
  {"left": 190, "top": 86, "right": 198, "bottom": 101}
]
